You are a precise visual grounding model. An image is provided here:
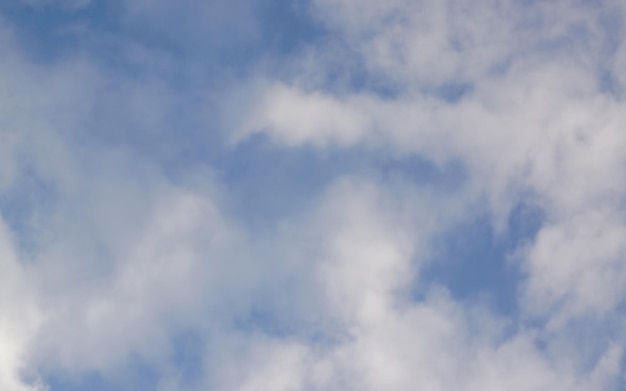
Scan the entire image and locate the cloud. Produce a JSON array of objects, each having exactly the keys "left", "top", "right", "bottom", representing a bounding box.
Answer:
[
  {"left": 189, "top": 178, "right": 621, "bottom": 391},
  {"left": 0, "top": 219, "right": 42, "bottom": 391},
  {"left": 234, "top": 0, "right": 626, "bottom": 323},
  {"left": 1, "top": 0, "right": 626, "bottom": 390},
  {"left": 29, "top": 187, "right": 235, "bottom": 373},
  {"left": 221, "top": 0, "right": 626, "bottom": 388}
]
